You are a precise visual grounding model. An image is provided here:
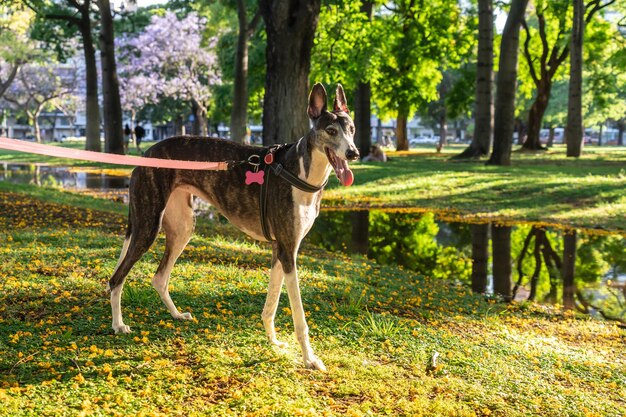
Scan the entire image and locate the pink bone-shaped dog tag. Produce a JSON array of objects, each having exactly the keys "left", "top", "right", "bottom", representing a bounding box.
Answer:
[{"left": 245, "top": 170, "right": 265, "bottom": 185}]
